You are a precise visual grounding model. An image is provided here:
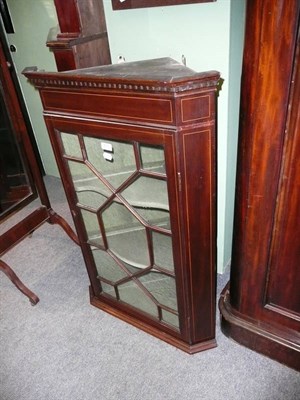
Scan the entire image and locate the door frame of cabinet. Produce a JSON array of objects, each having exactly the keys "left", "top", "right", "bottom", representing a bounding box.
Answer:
[{"left": 43, "top": 114, "right": 217, "bottom": 353}]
